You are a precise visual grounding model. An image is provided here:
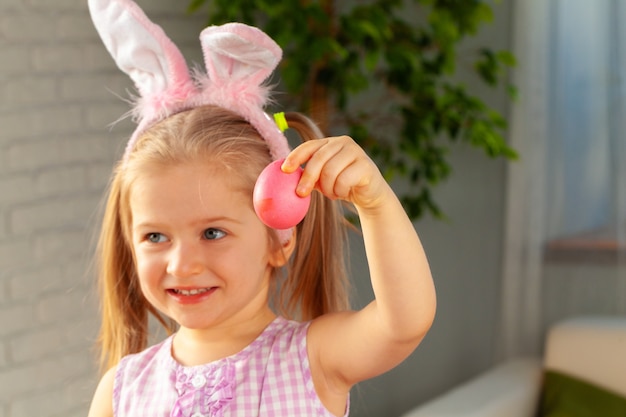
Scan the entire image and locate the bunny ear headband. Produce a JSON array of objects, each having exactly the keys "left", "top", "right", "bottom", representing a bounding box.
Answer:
[
  {"left": 89, "top": 0, "right": 297, "bottom": 242},
  {"left": 88, "top": 0, "right": 291, "bottom": 162}
]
